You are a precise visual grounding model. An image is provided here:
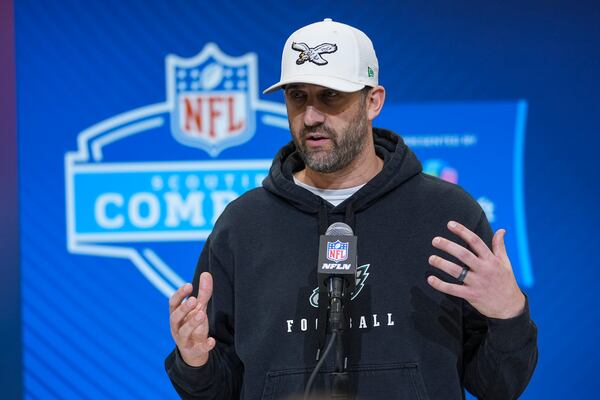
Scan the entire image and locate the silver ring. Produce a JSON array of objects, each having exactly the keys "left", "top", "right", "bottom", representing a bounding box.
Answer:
[{"left": 457, "top": 267, "right": 469, "bottom": 284}]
